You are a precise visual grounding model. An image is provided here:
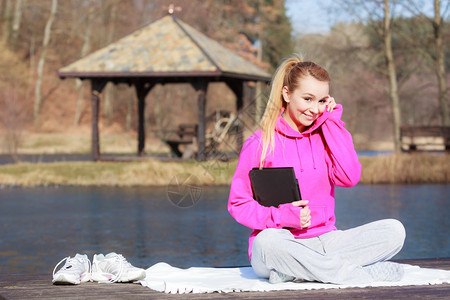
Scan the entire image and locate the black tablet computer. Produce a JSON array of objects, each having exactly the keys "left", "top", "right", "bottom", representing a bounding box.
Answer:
[{"left": 249, "top": 167, "right": 301, "bottom": 207}]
